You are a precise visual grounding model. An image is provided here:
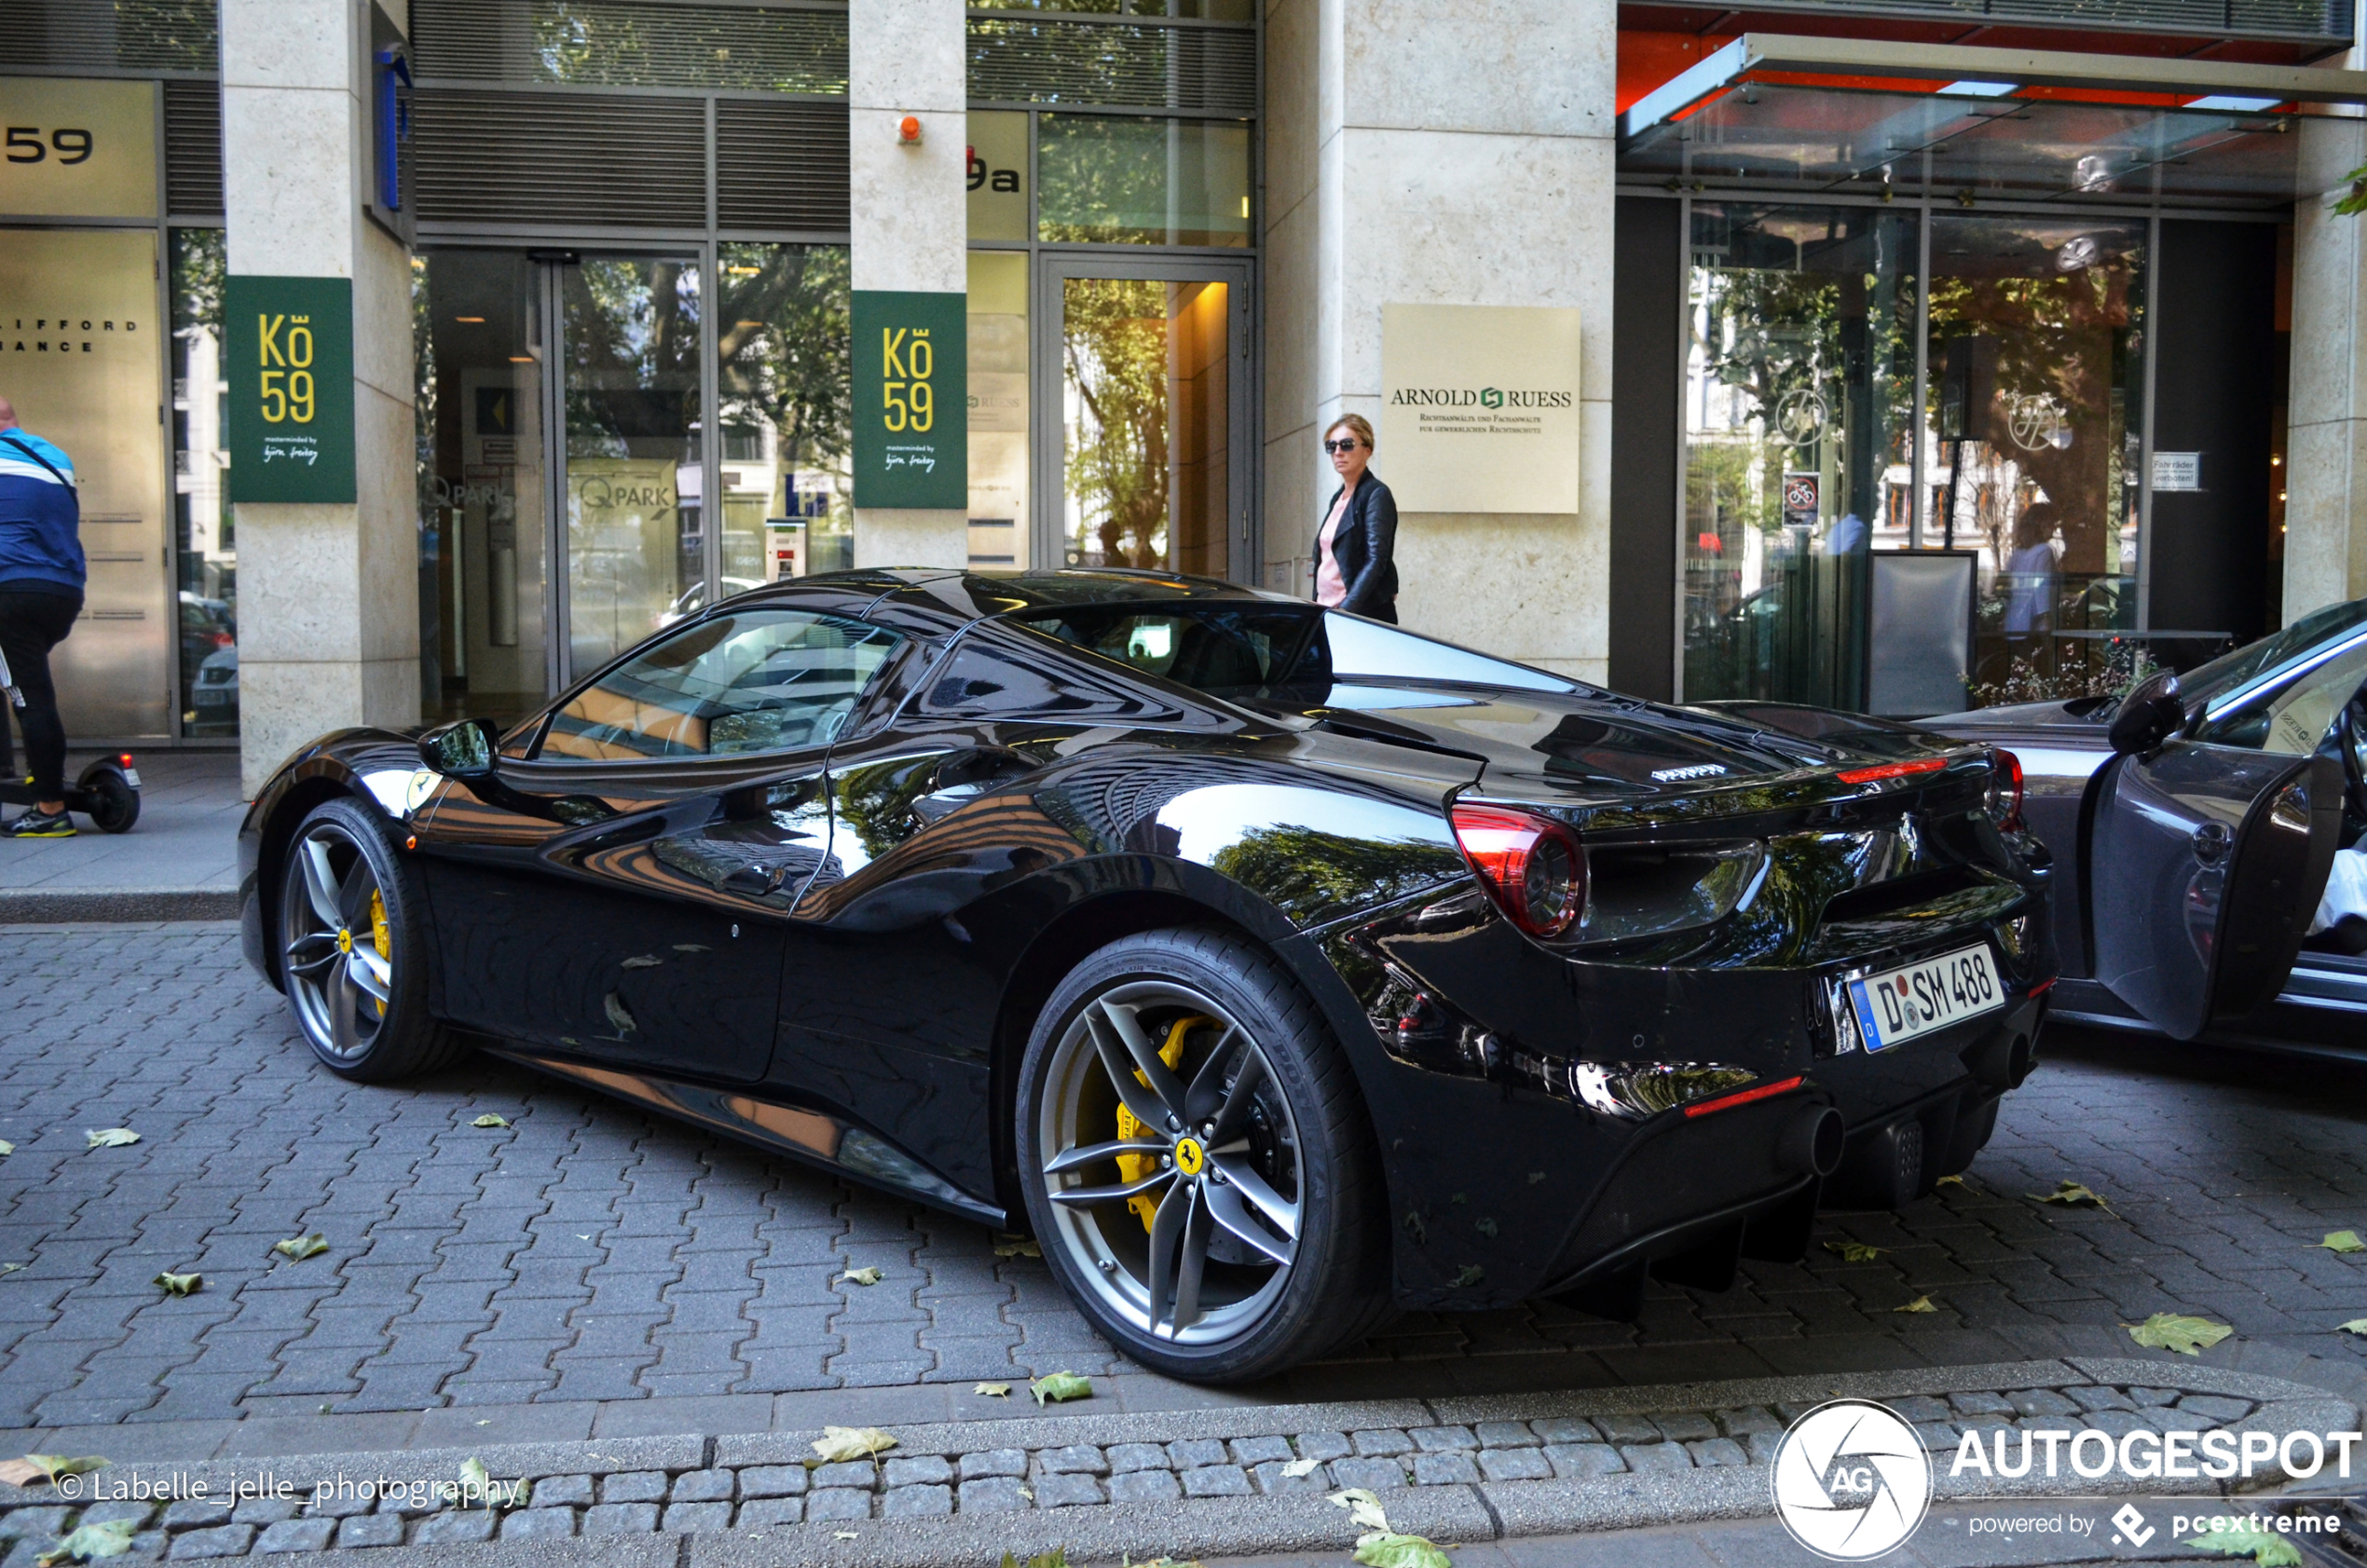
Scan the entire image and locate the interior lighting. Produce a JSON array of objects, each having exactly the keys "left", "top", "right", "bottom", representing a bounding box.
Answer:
[{"left": 454, "top": 316, "right": 485, "bottom": 322}]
